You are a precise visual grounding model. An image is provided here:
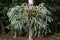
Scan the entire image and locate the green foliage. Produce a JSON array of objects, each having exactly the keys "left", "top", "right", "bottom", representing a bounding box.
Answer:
[
  {"left": 0, "top": 0, "right": 60, "bottom": 37},
  {"left": 0, "top": 0, "right": 27, "bottom": 31},
  {"left": 6, "top": 3, "right": 53, "bottom": 36}
]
